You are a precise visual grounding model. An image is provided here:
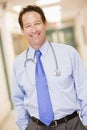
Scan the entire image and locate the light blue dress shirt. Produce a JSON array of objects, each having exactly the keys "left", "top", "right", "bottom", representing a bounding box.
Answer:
[{"left": 12, "top": 40, "right": 87, "bottom": 130}]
